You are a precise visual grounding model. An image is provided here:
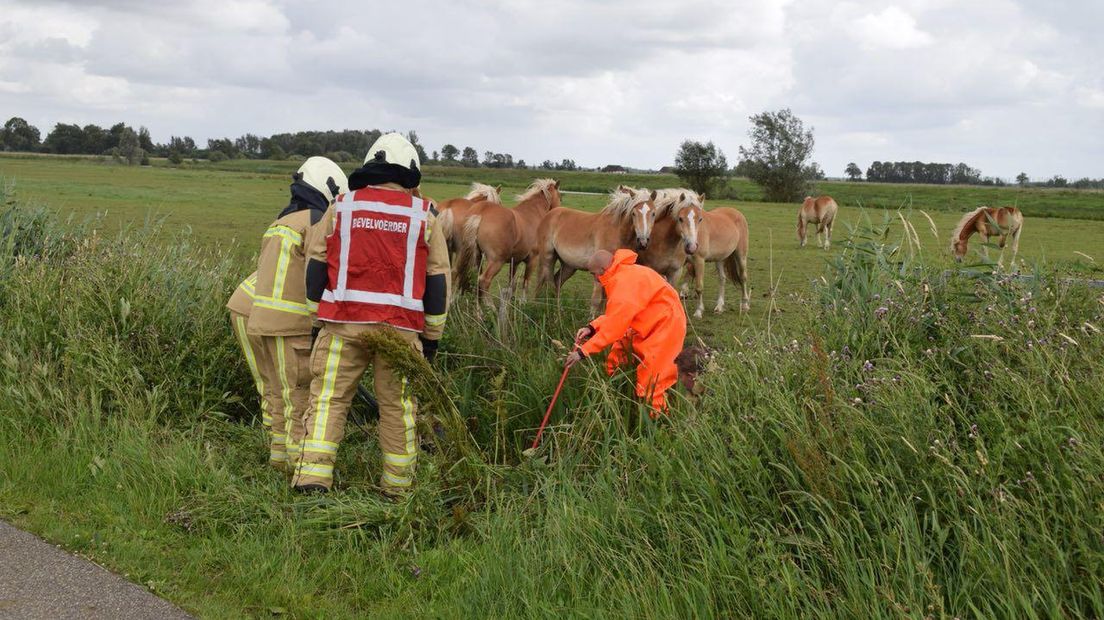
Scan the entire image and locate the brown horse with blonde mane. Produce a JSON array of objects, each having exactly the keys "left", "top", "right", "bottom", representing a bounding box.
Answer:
[
  {"left": 684, "top": 193, "right": 751, "bottom": 318},
  {"left": 437, "top": 182, "right": 502, "bottom": 291},
  {"left": 533, "top": 185, "right": 657, "bottom": 311},
  {"left": 456, "top": 178, "right": 562, "bottom": 306},
  {"left": 798, "top": 195, "right": 838, "bottom": 249},
  {"left": 636, "top": 188, "right": 703, "bottom": 284},
  {"left": 950, "top": 206, "right": 1023, "bottom": 263}
]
